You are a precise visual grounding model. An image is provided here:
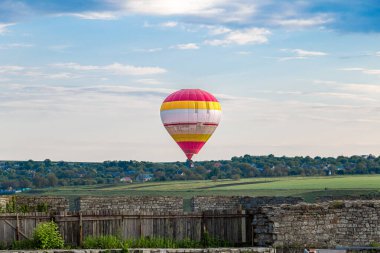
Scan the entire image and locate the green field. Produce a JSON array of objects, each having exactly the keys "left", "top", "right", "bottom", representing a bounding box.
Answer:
[{"left": 26, "top": 175, "right": 380, "bottom": 206}]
